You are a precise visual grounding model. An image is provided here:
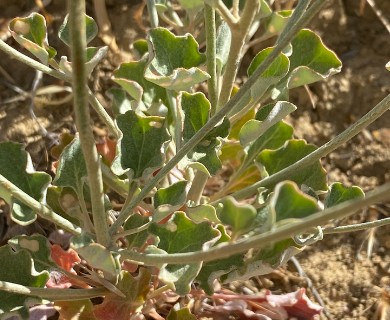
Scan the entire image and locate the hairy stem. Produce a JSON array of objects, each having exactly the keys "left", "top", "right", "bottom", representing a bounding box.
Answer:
[
  {"left": 120, "top": 181, "right": 390, "bottom": 265},
  {"left": 323, "top": 217, "right": 390, "bottom": 234},
  {"left": 68, "top": 0, "right": 110, "bottom": 247},
  {"left": 146, "top": 0, "right": 159, "bottom": 28},
  {"left": 187, "top": 170, "right": 209, "bottom": 205}
]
